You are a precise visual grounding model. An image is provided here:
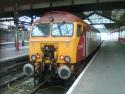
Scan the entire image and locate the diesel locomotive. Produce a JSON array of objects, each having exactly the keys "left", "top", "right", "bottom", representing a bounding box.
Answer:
[{"left": 23, "top": 11, "right": 101, "bottom": 82}]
